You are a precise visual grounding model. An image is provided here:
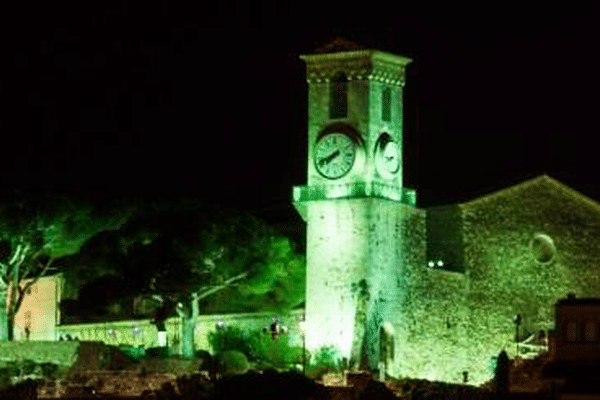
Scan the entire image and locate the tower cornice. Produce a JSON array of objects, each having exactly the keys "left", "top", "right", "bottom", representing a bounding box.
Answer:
[{"left": 301, "top": 50, "right": 412, "bottom": 85}]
